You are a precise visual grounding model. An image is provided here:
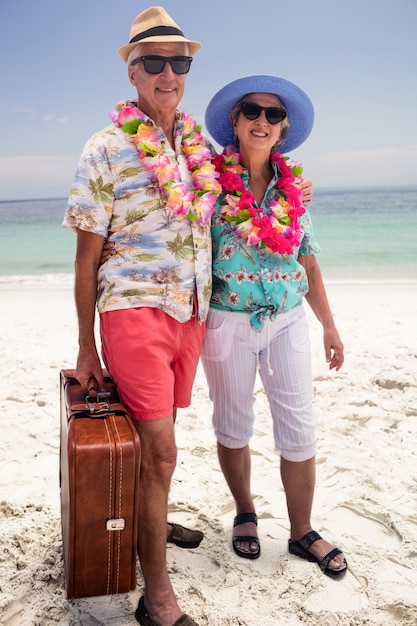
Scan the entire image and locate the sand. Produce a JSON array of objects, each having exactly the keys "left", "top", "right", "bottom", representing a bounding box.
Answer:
[{"left": 1, "top": 277, "right": 417, "bottom": 625}]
